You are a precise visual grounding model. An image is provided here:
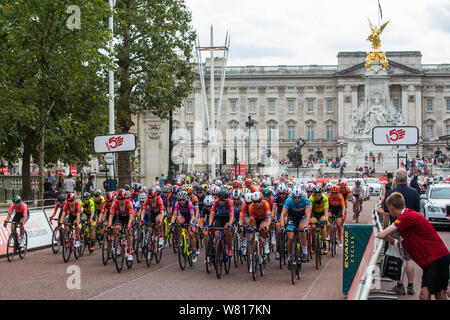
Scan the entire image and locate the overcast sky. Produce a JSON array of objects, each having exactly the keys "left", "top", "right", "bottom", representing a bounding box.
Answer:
[{"left": 185, "top": 0, "right": 450, "bottom": 66}]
